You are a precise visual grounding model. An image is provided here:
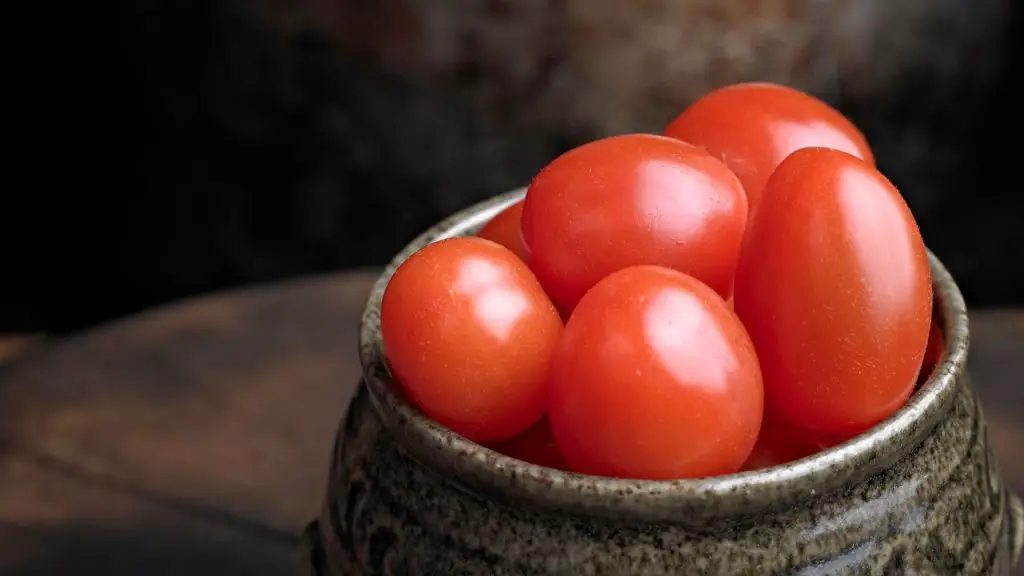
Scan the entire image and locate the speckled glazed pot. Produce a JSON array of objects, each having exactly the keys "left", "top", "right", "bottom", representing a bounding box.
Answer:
[{"left": 303, "top": 189, "right": 1023, "bottom": 575}]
